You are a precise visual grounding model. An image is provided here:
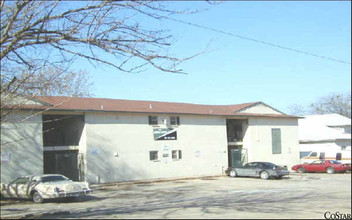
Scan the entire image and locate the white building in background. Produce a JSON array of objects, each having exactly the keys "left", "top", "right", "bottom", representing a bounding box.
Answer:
[
  {"left": 298, "top": 114, "right": 351, "bottom": 164},
  {"left": 1, "top": 96, "right": 300, "bottom": 184}
]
